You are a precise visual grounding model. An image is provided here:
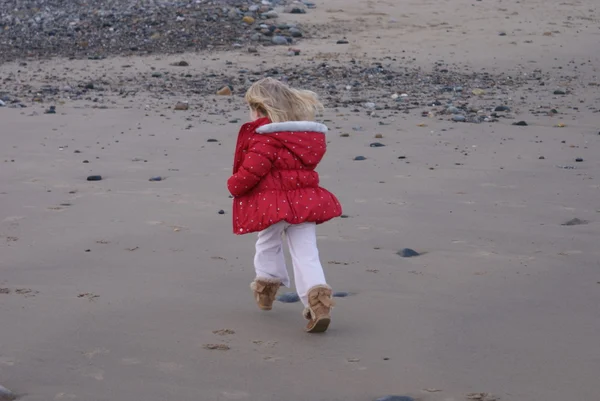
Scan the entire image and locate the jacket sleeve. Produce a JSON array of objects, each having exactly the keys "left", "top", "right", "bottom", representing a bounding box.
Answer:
[{"left": 227, "top": 137, "right": 278, "bottom": 197}]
